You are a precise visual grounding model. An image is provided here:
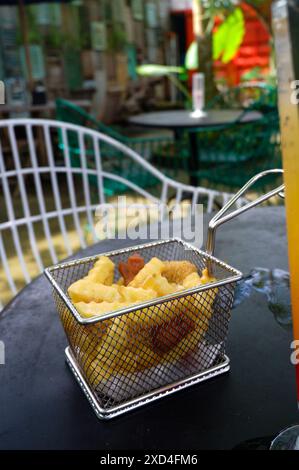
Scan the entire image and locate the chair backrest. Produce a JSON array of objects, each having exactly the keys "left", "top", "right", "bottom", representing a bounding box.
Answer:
[
  {"left": 55, "top": 98, "right": 123, "bottom": 140},
  {"left": 0, "top": 118, "right": 229, "bottom": 308},
  {"left": 56, "top": 98, "right": 178, "bottom": 183}
]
